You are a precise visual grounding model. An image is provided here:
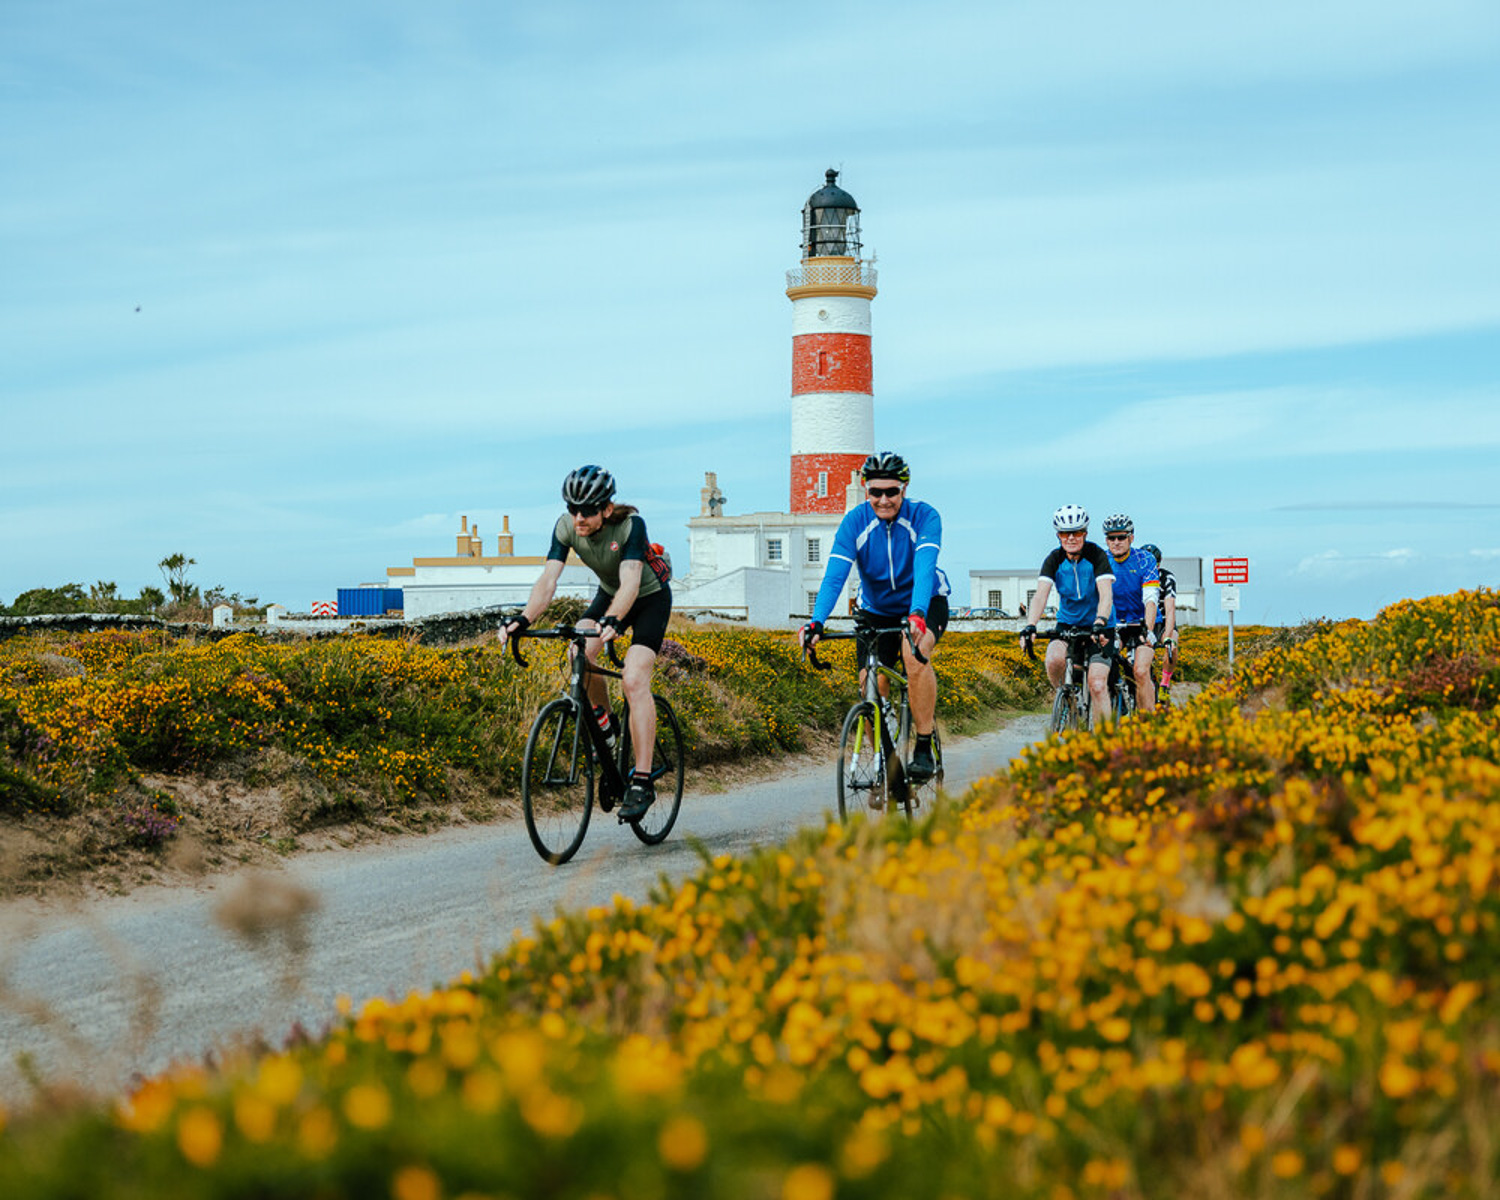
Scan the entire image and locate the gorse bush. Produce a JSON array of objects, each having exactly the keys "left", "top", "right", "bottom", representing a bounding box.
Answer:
[
  {"left": 1, "top": 592, "right": 1496, "bottom": 1197},
  {"left": 0, "top": 620, "right": 1048, "bottom": 871}
]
